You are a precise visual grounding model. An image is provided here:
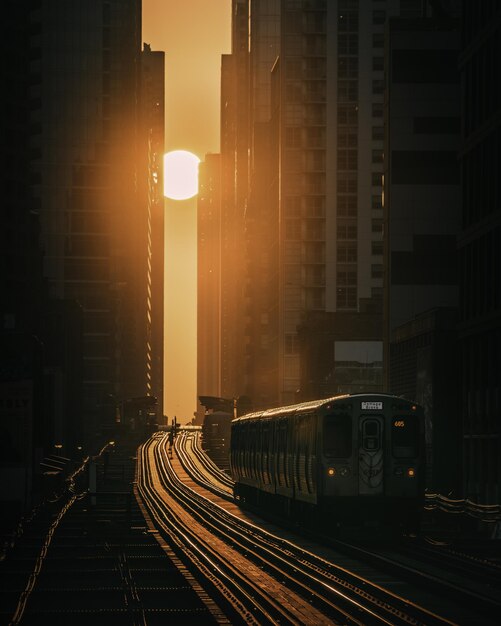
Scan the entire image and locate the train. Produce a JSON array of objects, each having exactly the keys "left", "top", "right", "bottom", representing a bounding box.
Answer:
[
  {"left": 230, "top": 393, "right": 425, "bottom": 531},
  {"left": 201, "top": 411, "right": 233, "bottom": 471}
]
